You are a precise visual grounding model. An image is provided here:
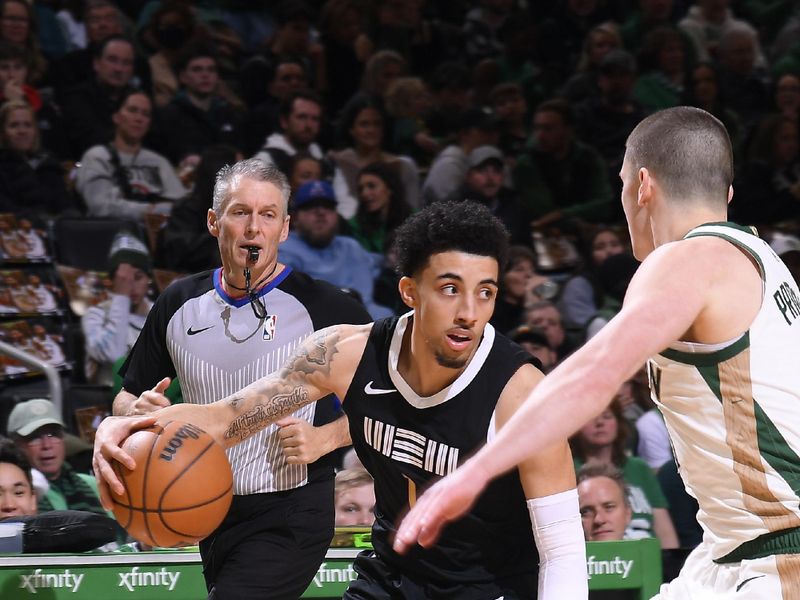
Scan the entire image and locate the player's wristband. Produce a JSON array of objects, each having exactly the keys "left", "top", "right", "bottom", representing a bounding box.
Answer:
[{"left": 527, "top": 488, "right": 588, "bottom": 599}]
